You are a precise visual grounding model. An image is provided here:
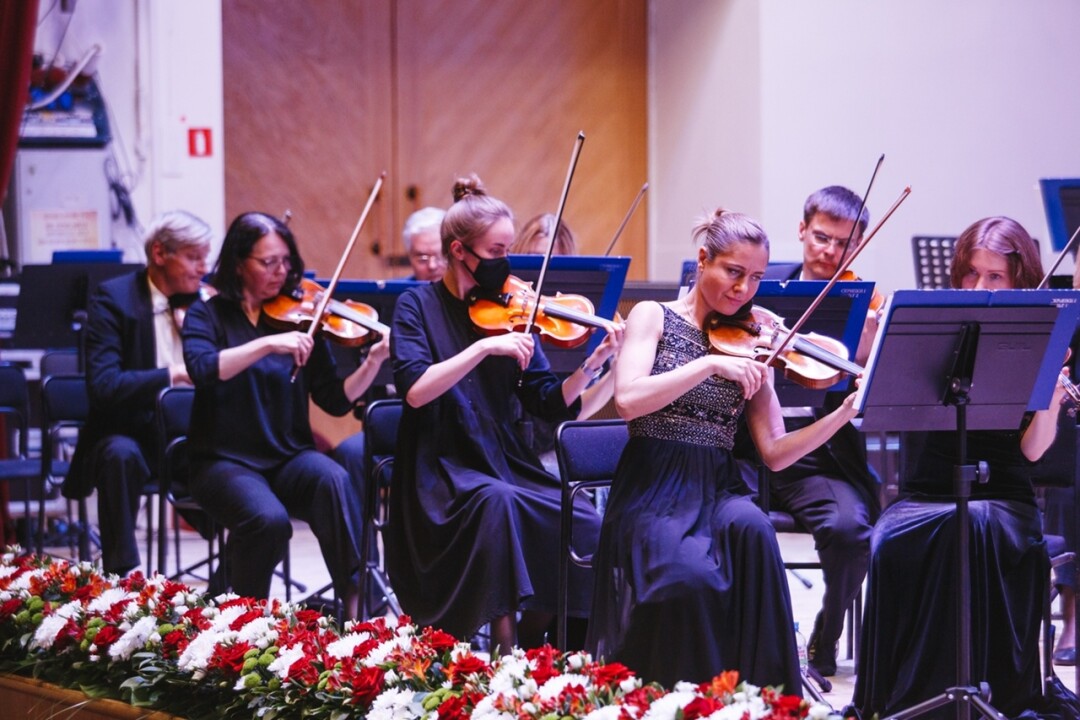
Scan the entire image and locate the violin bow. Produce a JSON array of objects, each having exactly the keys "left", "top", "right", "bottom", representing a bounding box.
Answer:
[
  {"left": 1038, "top": 223, "right": 1080, "bottom": 289},
  {"left": 603, "top": 182, "right": 649, "bottom": 257},
  {"left": 290, "top": 171, "right": 386, "bottom": 381},
  {"left": 838, "top": 154, "right": 884, "bottom": 261},
  {"left": 764, "top": 185, "right": 912, "bottom": 369},
  {"left": 524, "top": 131, "right": 586, "bottom": 336}
]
